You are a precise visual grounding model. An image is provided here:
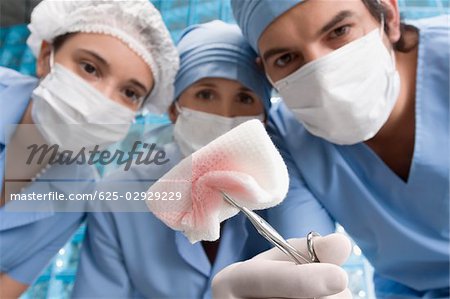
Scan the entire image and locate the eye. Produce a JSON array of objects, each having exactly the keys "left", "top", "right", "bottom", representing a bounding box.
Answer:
[
  {"left": 274, "top": 53, "right": 295, "bottom": 68},
  {"left": 123, "top": 88, "right": 143, "bottom": 104},
  {"left": 237, "top": 93, "right": 255, "bottom": 105},
  {"left": 196, "top": 89, "right": 215, "bottom": 101},
  {"left": 80, "top": 61, "right": 98, "bottom": 76},
  {"left": 329, "top": 25, "right": 351, "bottom": 39}
]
